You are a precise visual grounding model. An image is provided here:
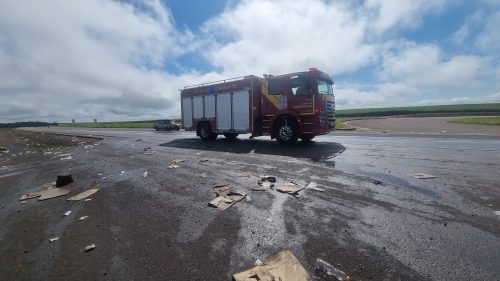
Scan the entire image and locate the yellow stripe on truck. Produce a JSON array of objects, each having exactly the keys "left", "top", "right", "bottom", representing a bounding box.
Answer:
[{"left": 262, "top": 79, "right": 281, "bottom": 110}]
